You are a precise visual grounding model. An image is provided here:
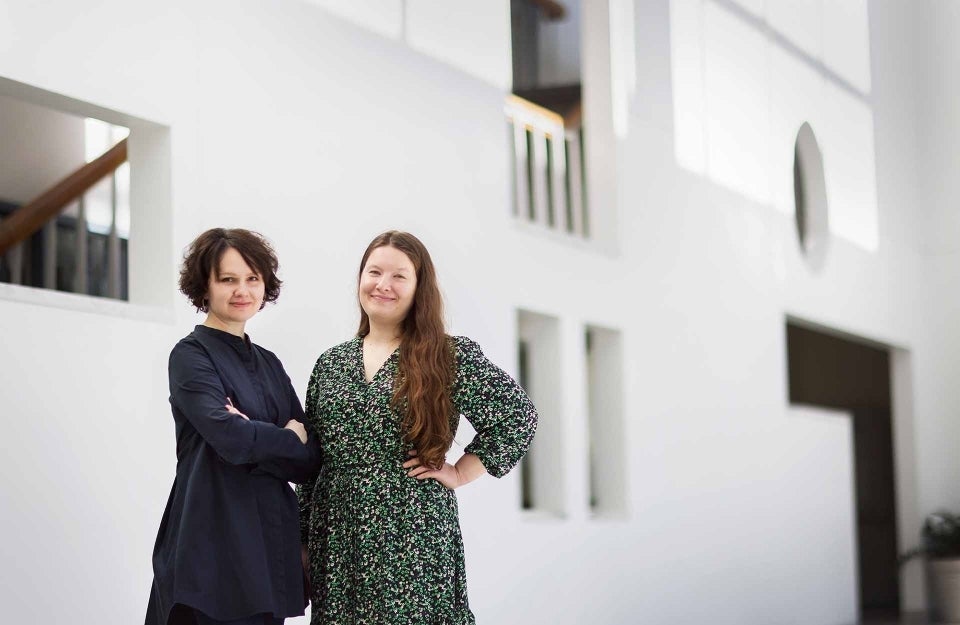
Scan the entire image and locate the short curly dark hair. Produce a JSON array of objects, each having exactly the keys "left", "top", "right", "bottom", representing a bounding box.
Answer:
[{"left": 178, "top": 228, "right": 282, "bottom": 312}]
